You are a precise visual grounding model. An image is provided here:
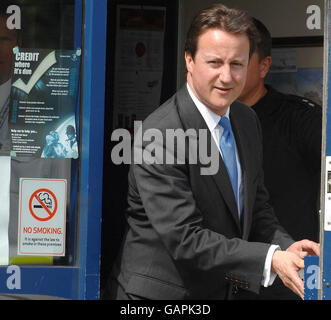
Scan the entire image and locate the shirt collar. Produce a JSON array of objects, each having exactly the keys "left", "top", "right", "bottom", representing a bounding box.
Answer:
[{"left": 186, "top": 82, "right": 230, "bottom": 132}]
